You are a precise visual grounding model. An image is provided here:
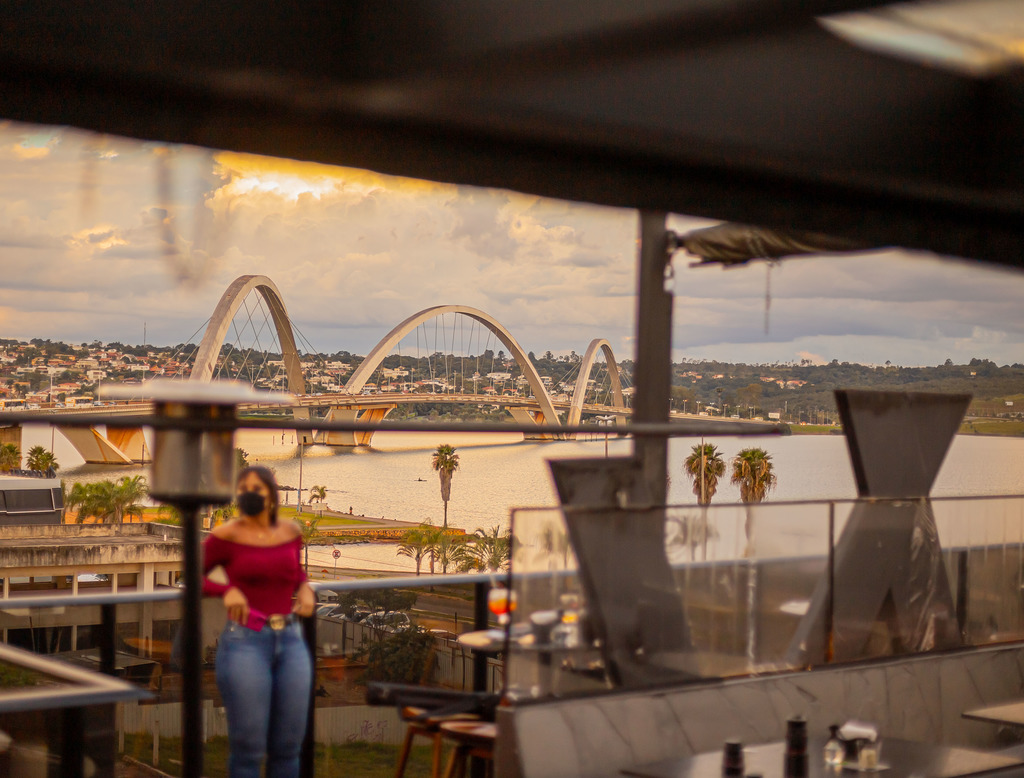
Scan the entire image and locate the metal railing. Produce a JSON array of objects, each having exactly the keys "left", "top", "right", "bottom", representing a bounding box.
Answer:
[{"left": 0, "top": 572, "right": 499, "bottom": 778}]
